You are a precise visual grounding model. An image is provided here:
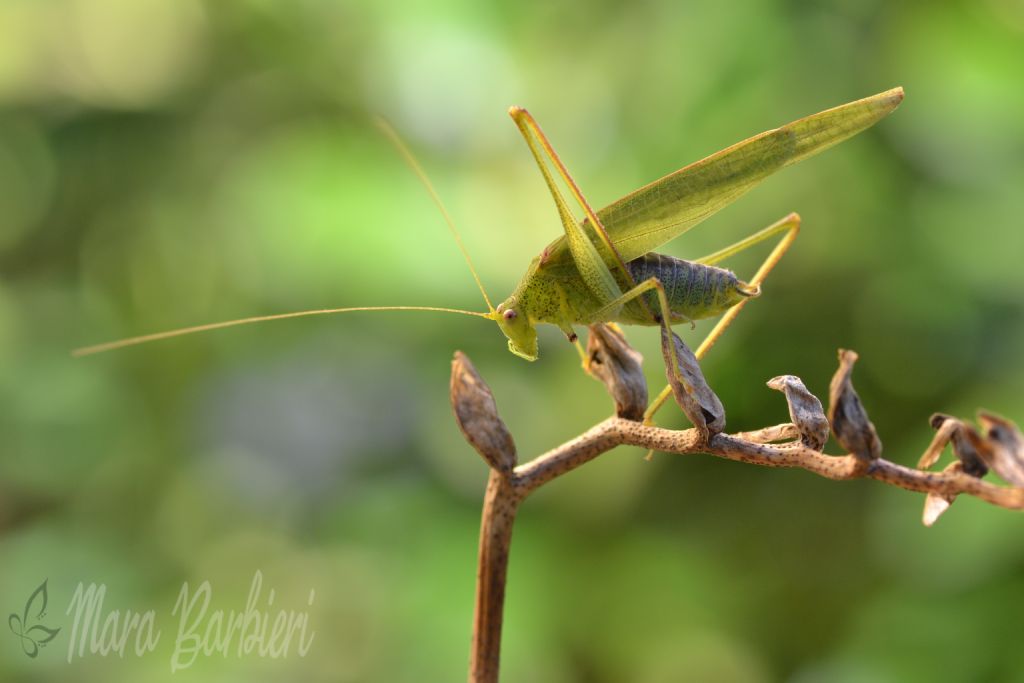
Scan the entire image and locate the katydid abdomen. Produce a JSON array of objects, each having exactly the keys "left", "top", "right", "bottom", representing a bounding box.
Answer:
[
  {"left": 518, "top": 252, "right": 756, "bottom": 327},
  {"left": 618, "top": 253, "right": 756, "bottom": 325}
]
